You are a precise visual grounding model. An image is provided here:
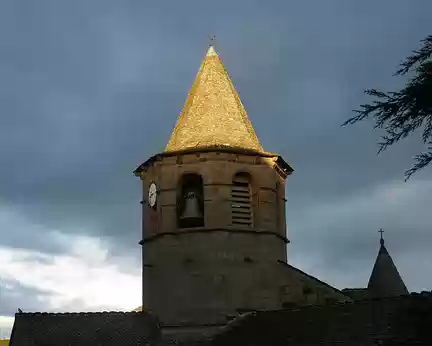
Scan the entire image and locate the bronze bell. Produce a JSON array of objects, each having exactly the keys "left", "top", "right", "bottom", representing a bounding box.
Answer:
[{"left": 180, "top": 191, "right": 202, "bottom": 220}]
